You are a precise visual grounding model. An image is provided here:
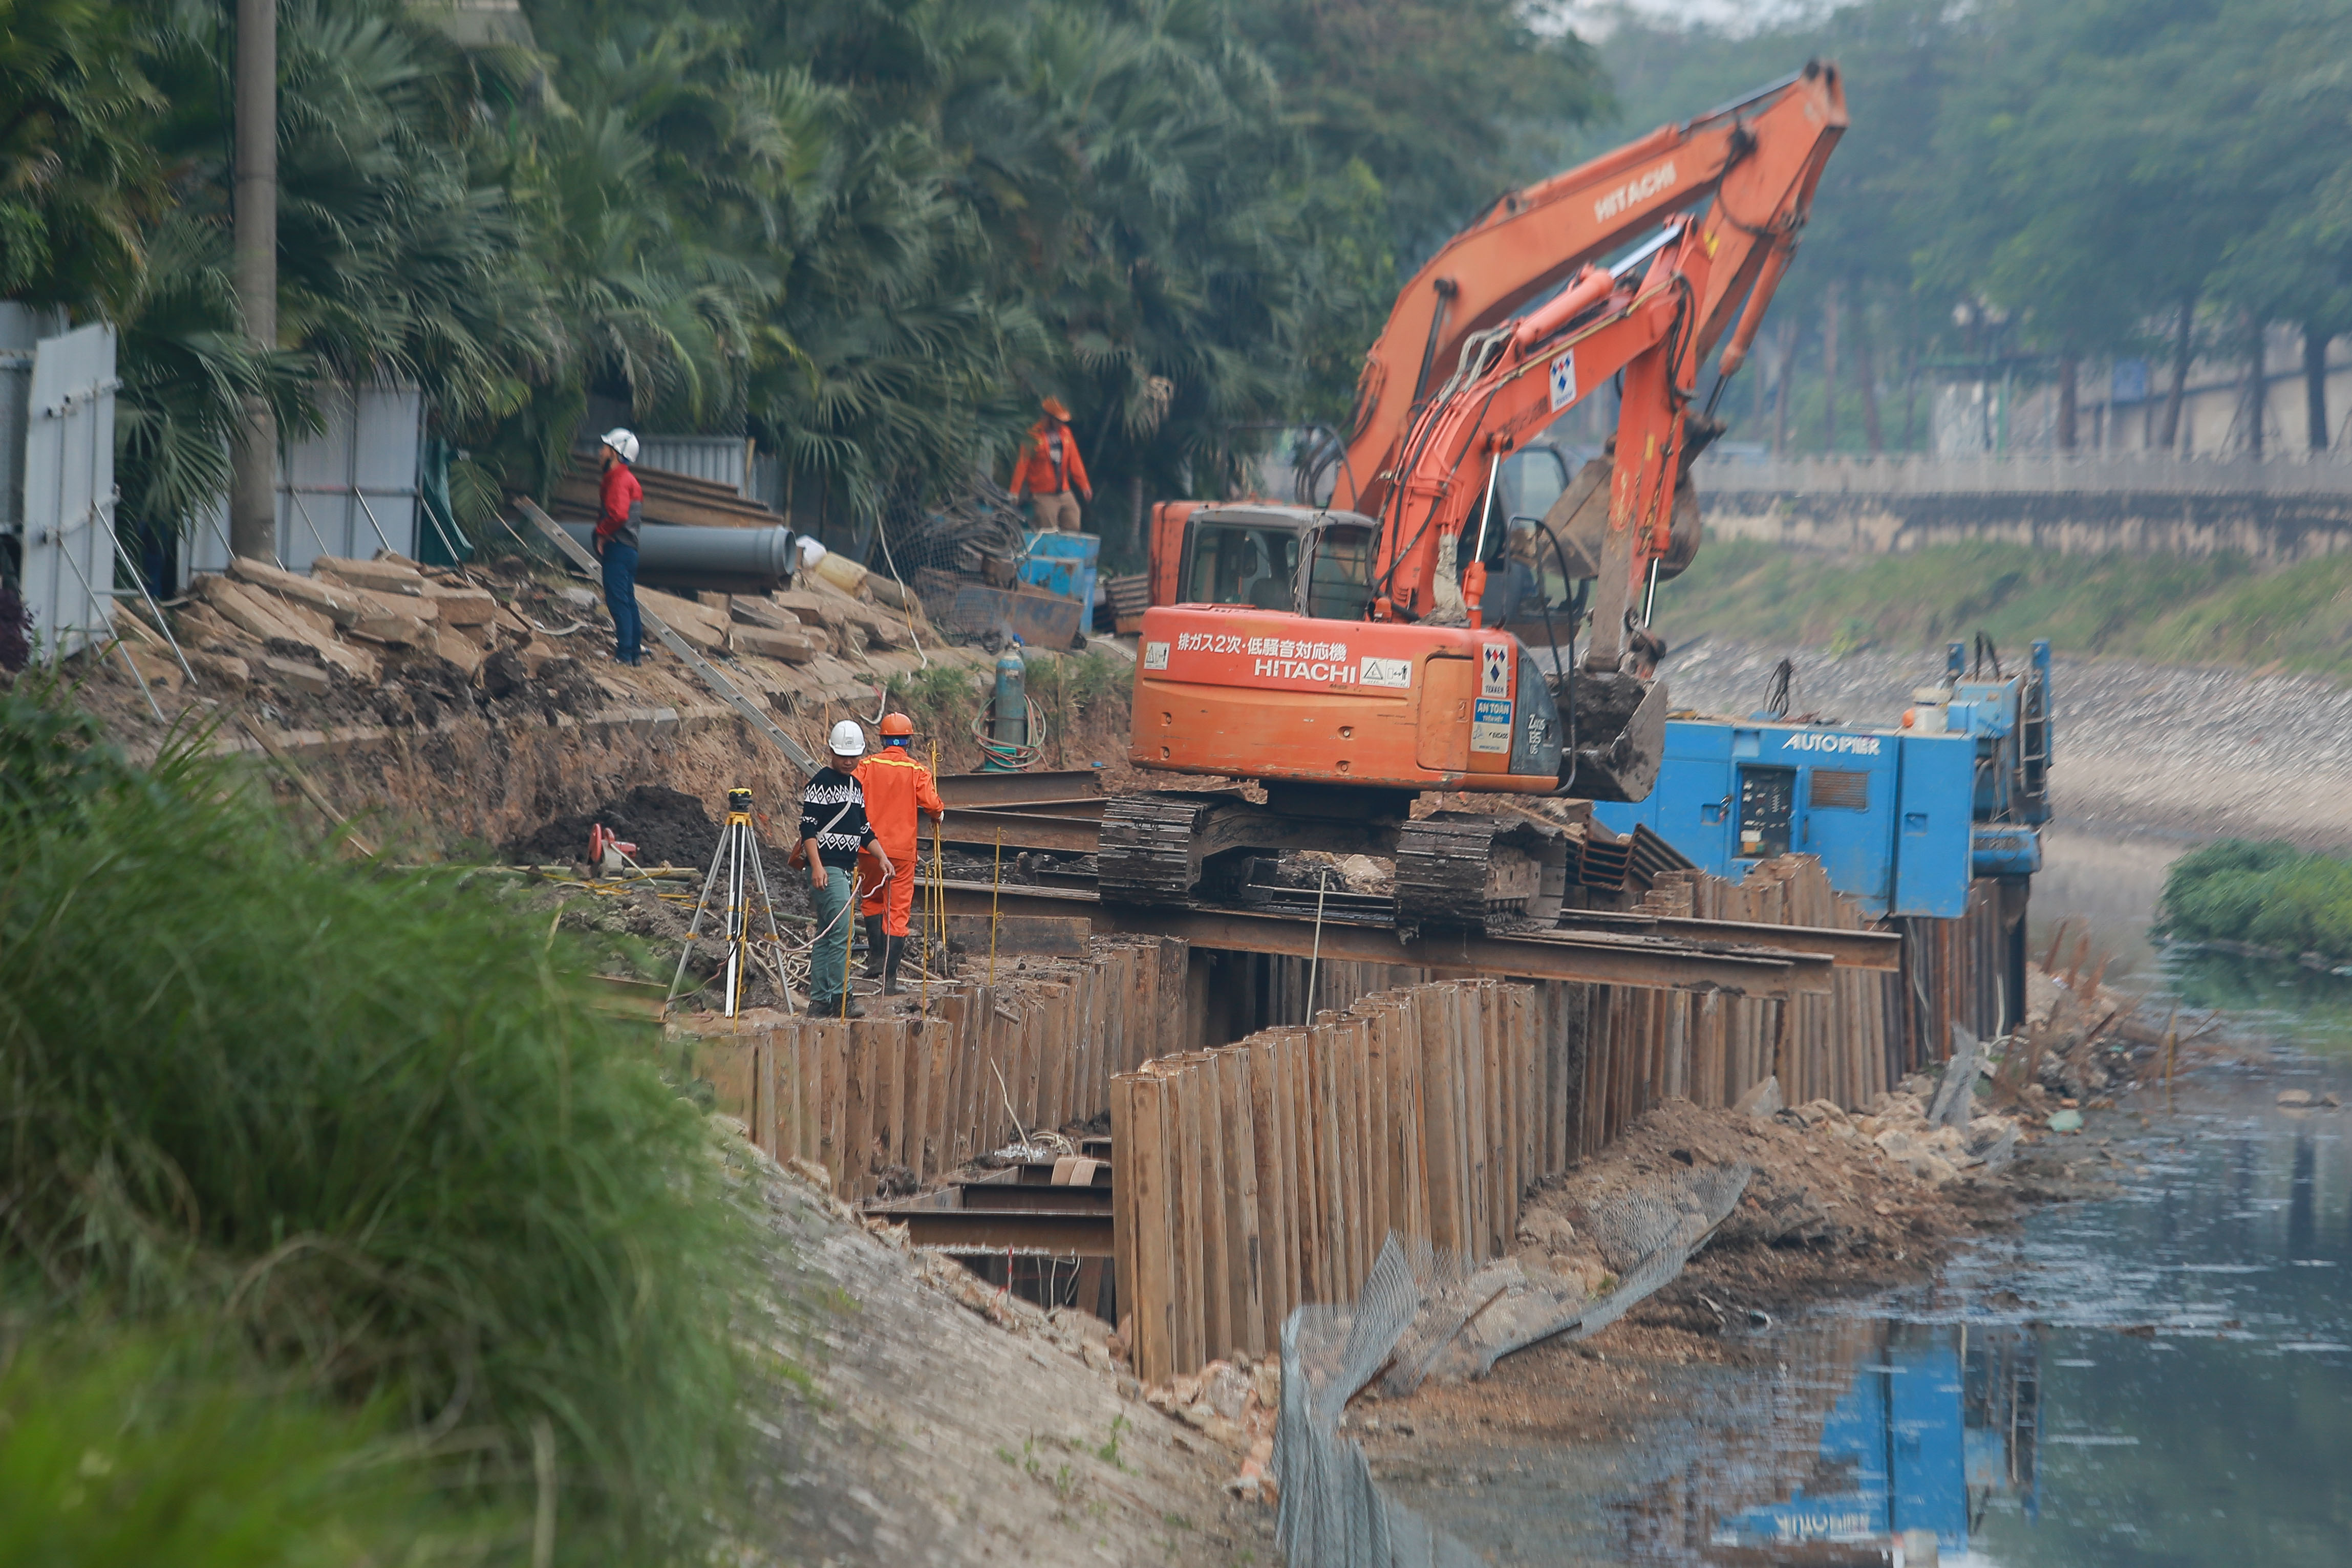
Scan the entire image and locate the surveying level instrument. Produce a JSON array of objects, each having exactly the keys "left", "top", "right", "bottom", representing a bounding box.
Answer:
[{"left": 668, "top": 786, "right": 789, "bottom": 1017}]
